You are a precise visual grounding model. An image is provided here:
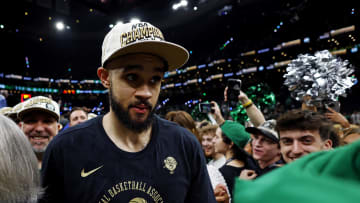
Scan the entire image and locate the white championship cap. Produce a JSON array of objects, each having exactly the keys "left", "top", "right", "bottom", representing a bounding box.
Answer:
[
  {"left": 101, "top": 22, "right": 189, "bottom": 71},
  {"left": 18, "top": 96, "right": 60, "bottom": 121}
]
